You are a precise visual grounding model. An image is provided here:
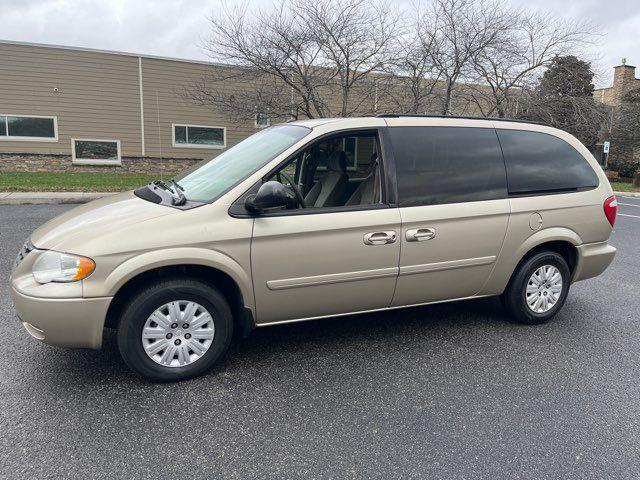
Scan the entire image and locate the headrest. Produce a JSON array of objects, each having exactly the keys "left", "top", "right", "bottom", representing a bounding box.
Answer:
[{"left": 327, "top": 150, "right": 347, "bottom": 174}]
